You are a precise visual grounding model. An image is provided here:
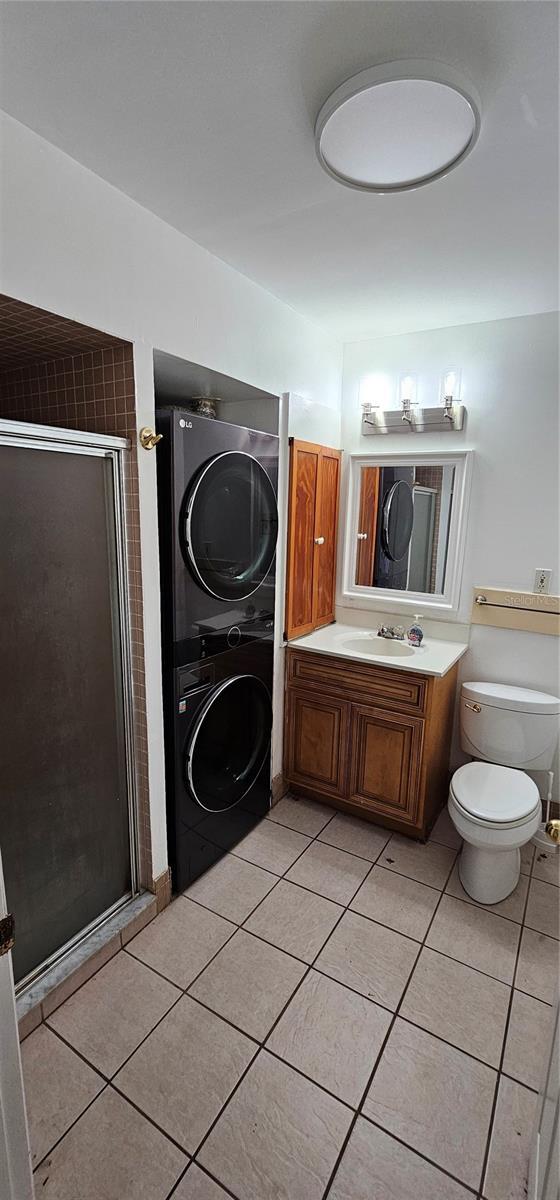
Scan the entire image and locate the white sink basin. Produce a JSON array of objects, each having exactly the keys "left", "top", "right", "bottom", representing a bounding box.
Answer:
[{"left": 338, "top": 636, "right": 415, "bottom": 658}]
